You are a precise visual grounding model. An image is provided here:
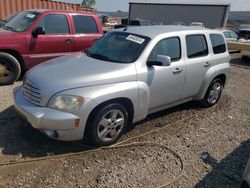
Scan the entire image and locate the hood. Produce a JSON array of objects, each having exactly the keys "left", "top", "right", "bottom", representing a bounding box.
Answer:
[
  {"left": 26, "top": 53, "right": 137, "bottom": 104},
  {"left": 0, "top": 28, "right": 14, "bottom": 35},
  {"left": 0, "top": 28, "right": 24, "bottom": 45},
  {"left": 0, "top": 29, "right": 27, "bottom": 50}
]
